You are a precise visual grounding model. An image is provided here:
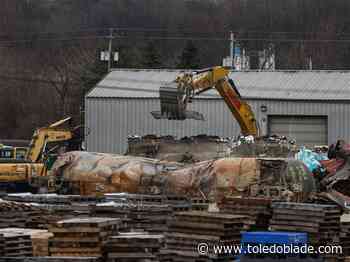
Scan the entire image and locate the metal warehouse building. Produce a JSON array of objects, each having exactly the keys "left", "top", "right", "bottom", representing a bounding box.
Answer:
[{"left": 85, "top": 69, "right": 350, "bottom": 154}]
